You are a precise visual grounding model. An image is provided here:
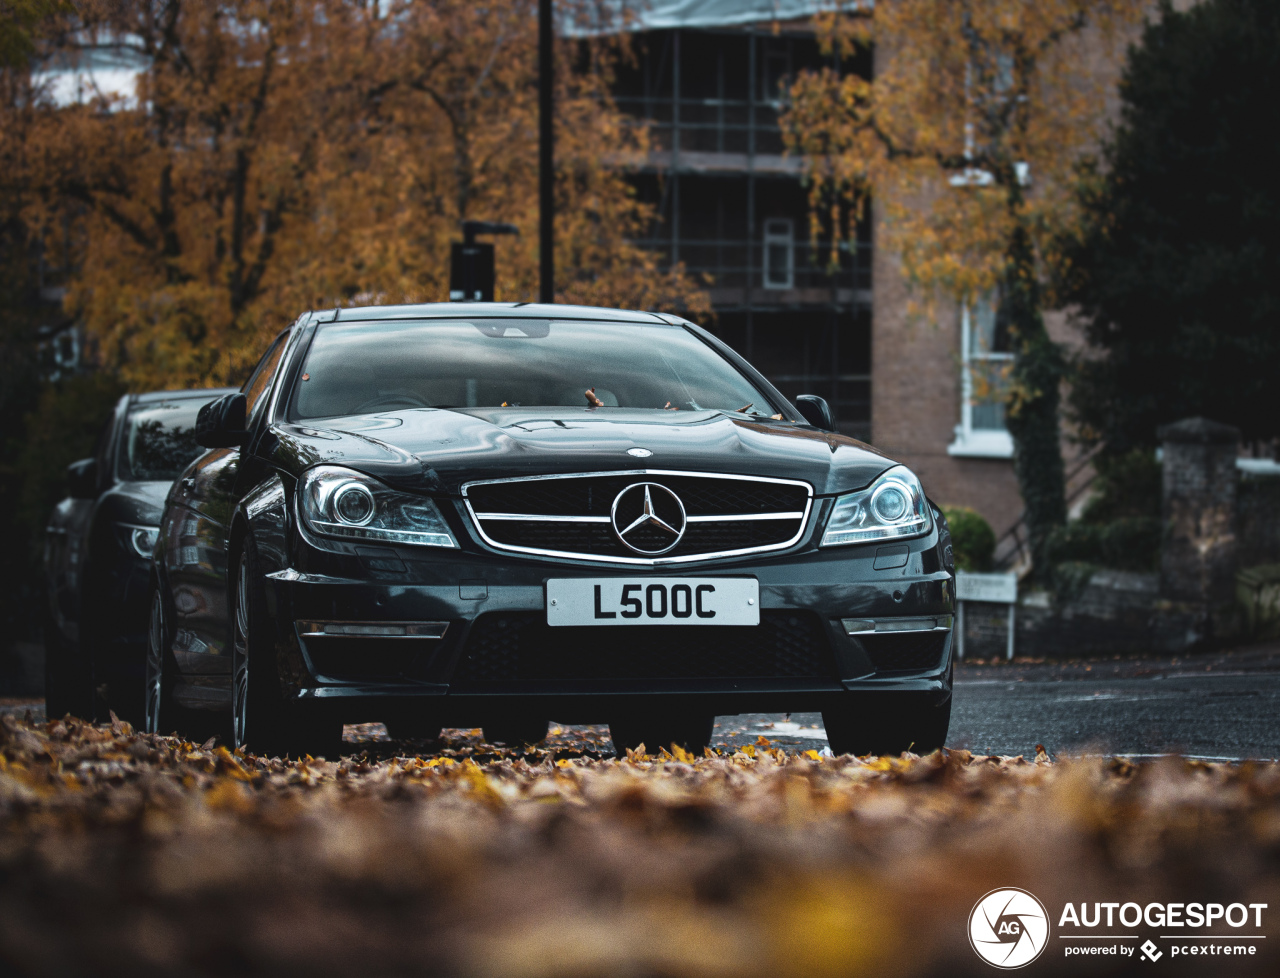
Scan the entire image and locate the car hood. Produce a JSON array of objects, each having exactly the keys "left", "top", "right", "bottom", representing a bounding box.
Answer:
[
  {"left": 97, "top": 480, "right": 173, "bottom": 526},
  {"left": 270, "top": 407, "right": 896, "bottom": 496}
]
